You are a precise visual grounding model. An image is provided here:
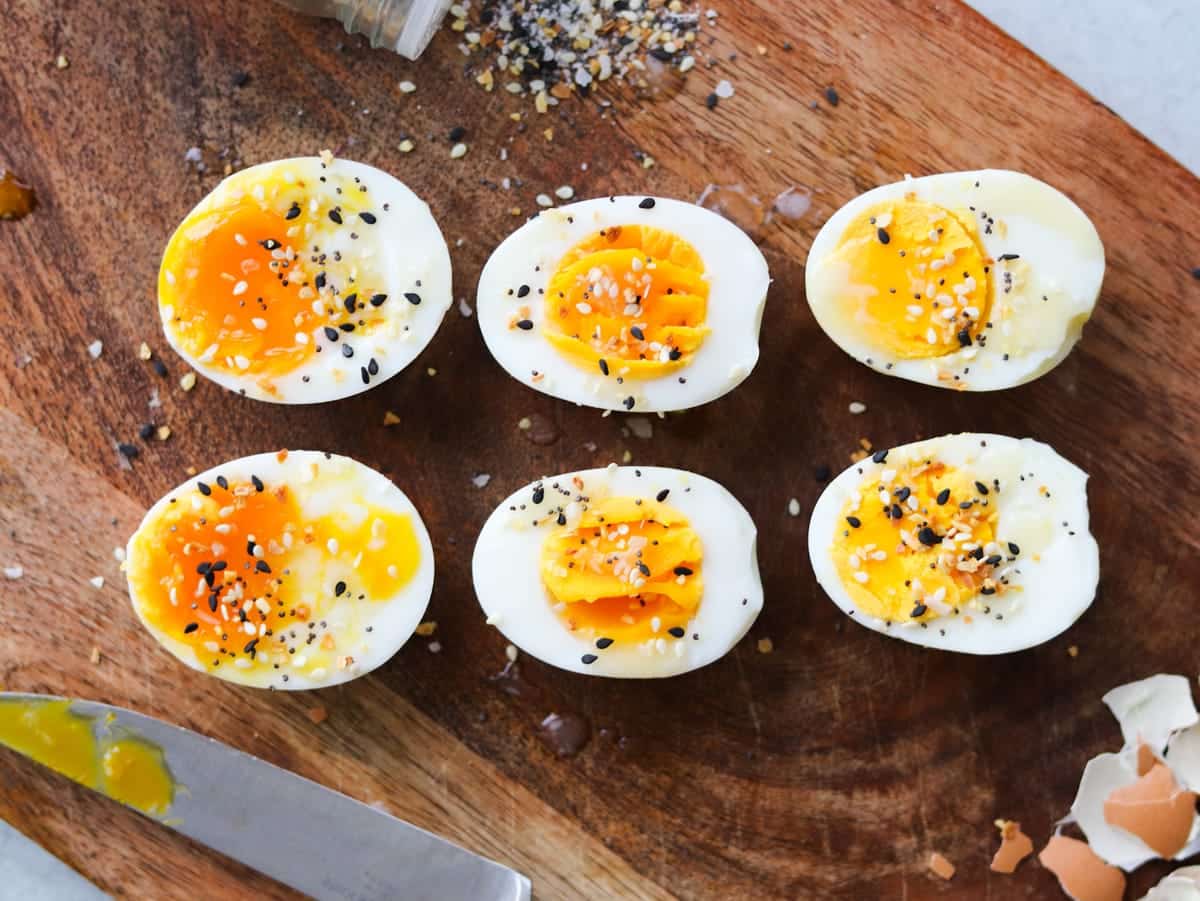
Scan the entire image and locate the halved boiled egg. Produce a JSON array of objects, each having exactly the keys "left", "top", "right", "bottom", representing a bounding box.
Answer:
[
  {"left": 806, "top": 170, "right": 1104, "bottom": 390},
  {"left": 808, "top": 433, "right": 1098, "bottom": 653},
  {"left": 476, "top": 196, "right": 770, "bottom": 412},
  {"left": 159, "top": 155, "right": 452, "bottom": 402},
  {"left": 473, "top": 465, "right": 762, "bottom": 677},
  {"left": 125, "top": 451, "right": 434, "bottom": 689}
]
